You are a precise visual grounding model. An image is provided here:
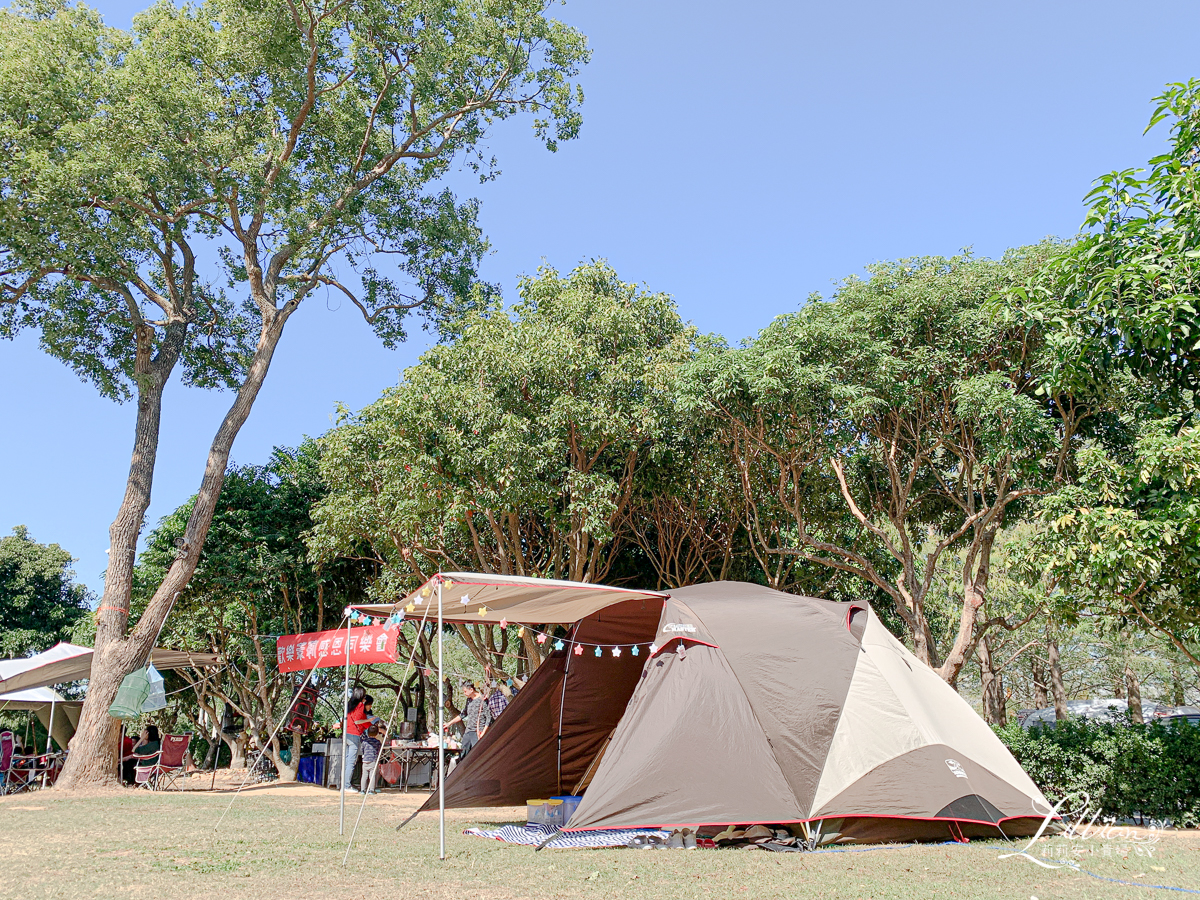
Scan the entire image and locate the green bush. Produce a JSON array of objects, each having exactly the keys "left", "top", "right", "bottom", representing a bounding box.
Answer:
[{"left": 995, "top": 718, "right": 1200, "bottom": 827}]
